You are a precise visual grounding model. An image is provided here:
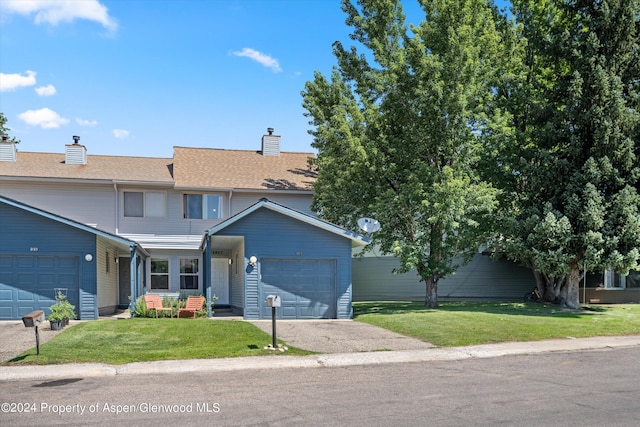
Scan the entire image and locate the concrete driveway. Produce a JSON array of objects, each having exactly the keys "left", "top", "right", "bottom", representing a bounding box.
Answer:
[{"left": 249, "top": 320, "right": 433, "bottom": 353}]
